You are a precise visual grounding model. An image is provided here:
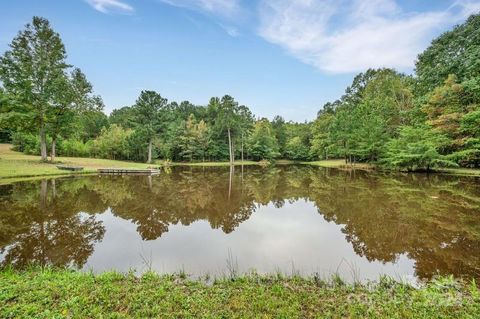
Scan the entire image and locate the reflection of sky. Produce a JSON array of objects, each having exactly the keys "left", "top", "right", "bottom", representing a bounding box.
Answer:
[
  {"left": 0, "top": 246, "right": 9, "bottom": 264},
  {"left": 84, "top": 201, "right": 416, "bottom": 282}
]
